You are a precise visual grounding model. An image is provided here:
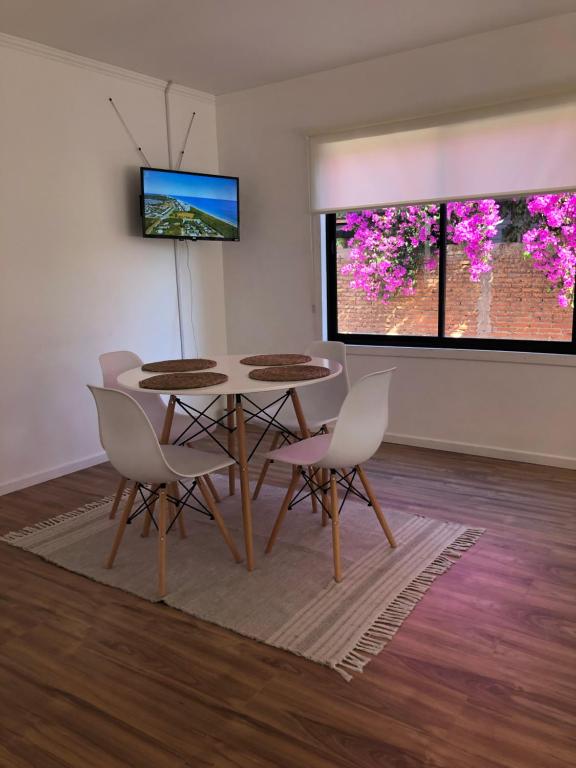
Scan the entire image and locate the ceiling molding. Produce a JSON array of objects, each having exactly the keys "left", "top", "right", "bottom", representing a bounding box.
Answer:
[{"left": 0, "top": 32, "right": 215, "bottom": 102}]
